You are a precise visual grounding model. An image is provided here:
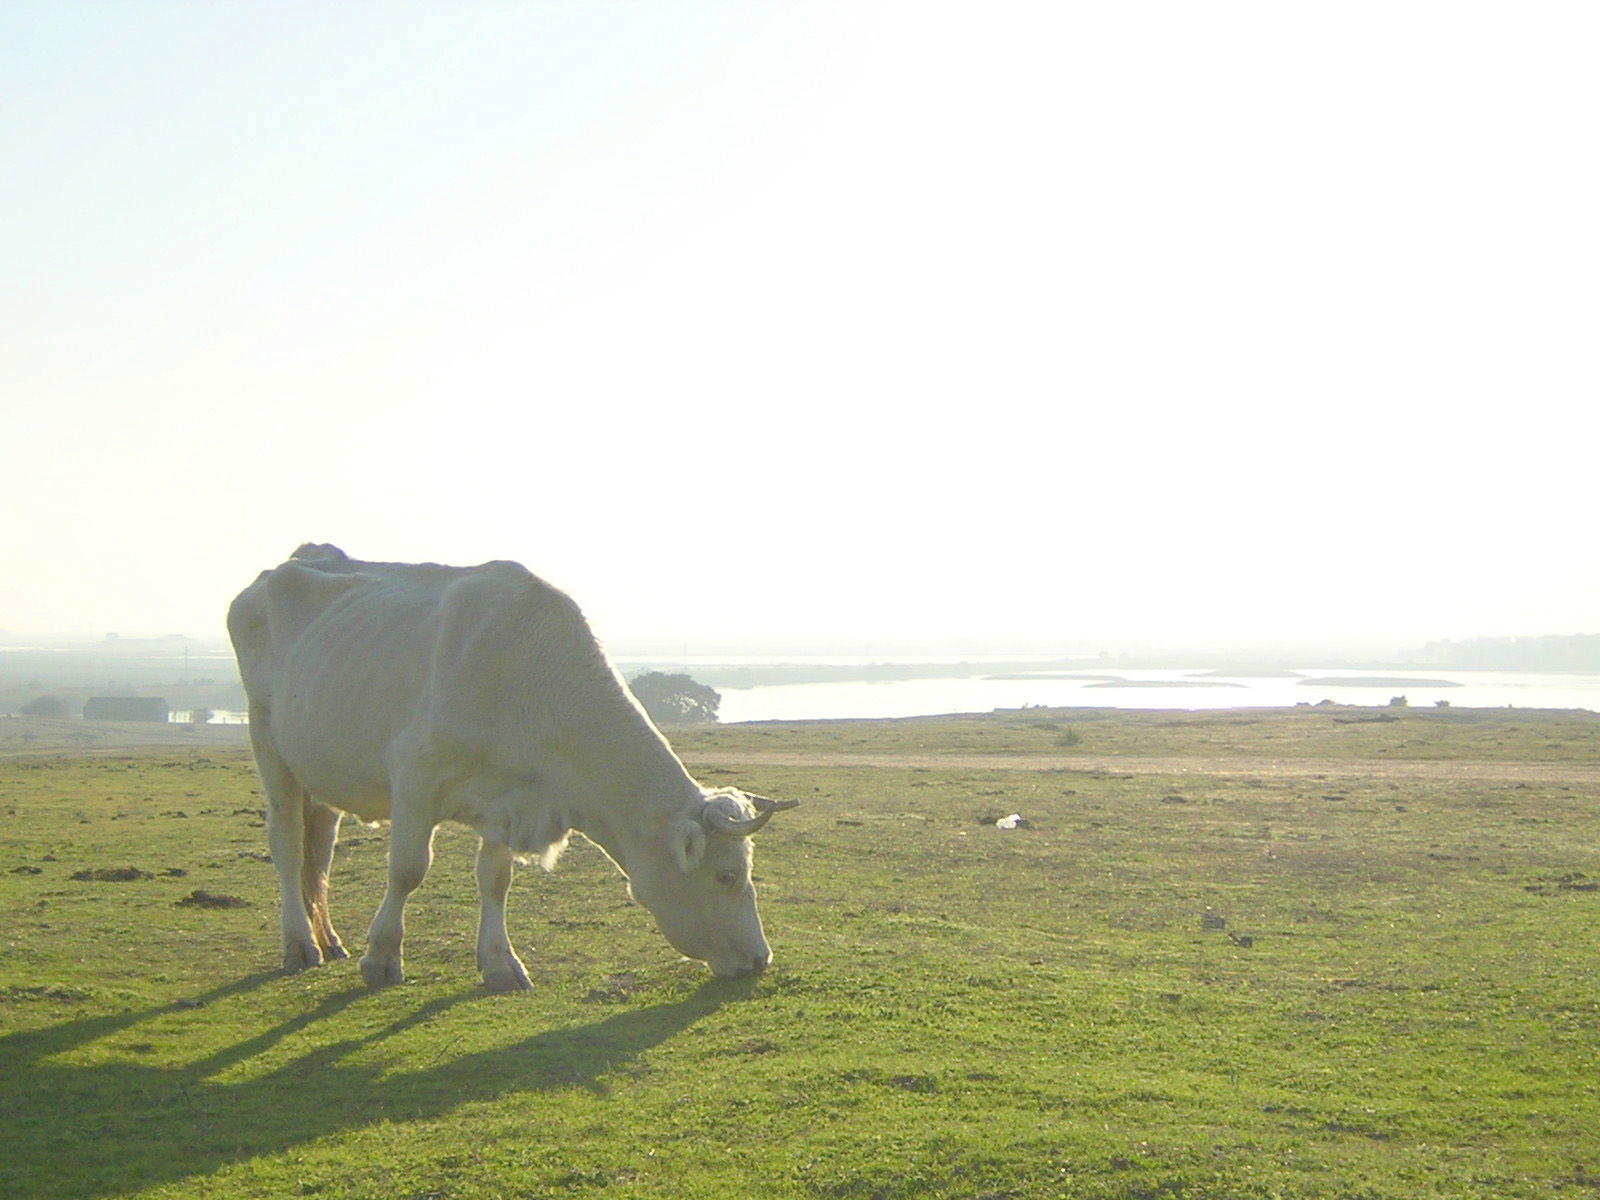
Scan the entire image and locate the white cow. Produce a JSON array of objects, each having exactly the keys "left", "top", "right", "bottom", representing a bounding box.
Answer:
[{"left": 227, "top": 544, "right": 795, "bottom": 988}]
